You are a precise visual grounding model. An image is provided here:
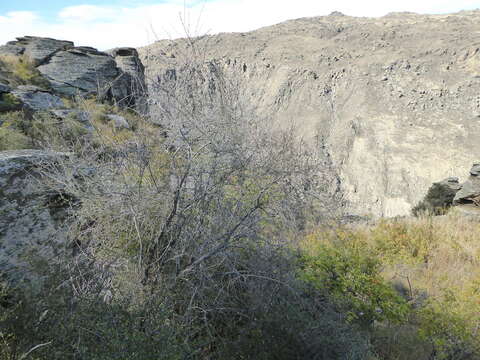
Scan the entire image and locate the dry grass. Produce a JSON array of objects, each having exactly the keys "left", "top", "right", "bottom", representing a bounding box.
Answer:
[
  {"left": 0, "top": 125, "right": 30, "bottom": 151},
  {"left": 373, "top": 213, "right": 480, "bottom": 298},
  {"left": 0, "top": 55, "right": 50, "bottom": 88},
  {"left": 75, "top": 97, "right": 162, "bottom": 149}
]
